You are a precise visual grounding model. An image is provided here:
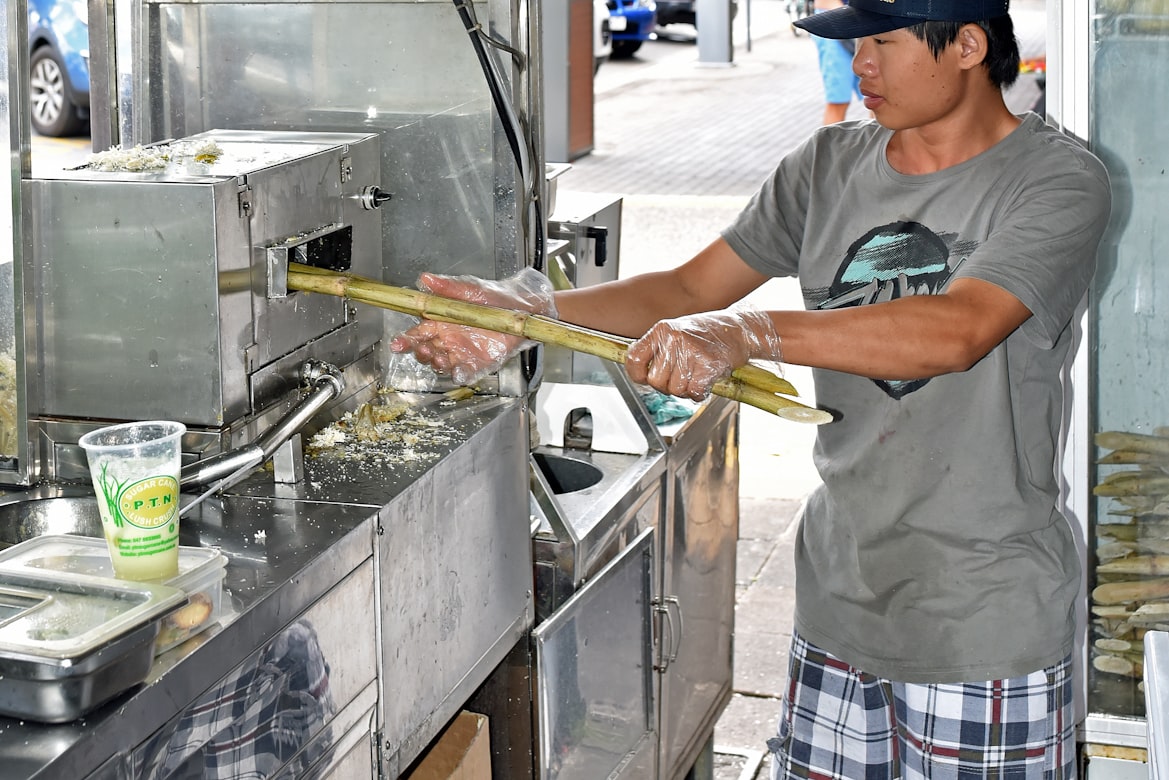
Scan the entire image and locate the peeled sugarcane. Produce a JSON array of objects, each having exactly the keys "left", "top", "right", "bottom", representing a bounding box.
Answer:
[
  {"left": 1092, "top": 469, "right": 1169, "bottom": 497},
  {"left": 1093, "top": 652, "right": 1143, "bottom": 678},
  {"left": 1096, "top": 541, "right": 1139, "bottom": 560},
  {"left": 1098, "top": 449, "right": 1169, "bottom": 466},
  {"left": 1093, "top": 605, "right": 1135, "bottom": 620},
  {"left": 1096, "top": 431, "right": 1169, "bottom": 456},
  {"left": 286, "top": 263, "right": 832, "bottom": 424},
  {"left": 1127, "top": 603, "right": 1169, "bottom": 625},
  {"left": 1089, "top": 429, "right": 1169, "bottom": 677},
  {"left": 1092, "top": 576, "right": 1169, "bottom": 605},
  {"left": 1097, "top": 555, "right": 1169, "bottom": 576}
]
